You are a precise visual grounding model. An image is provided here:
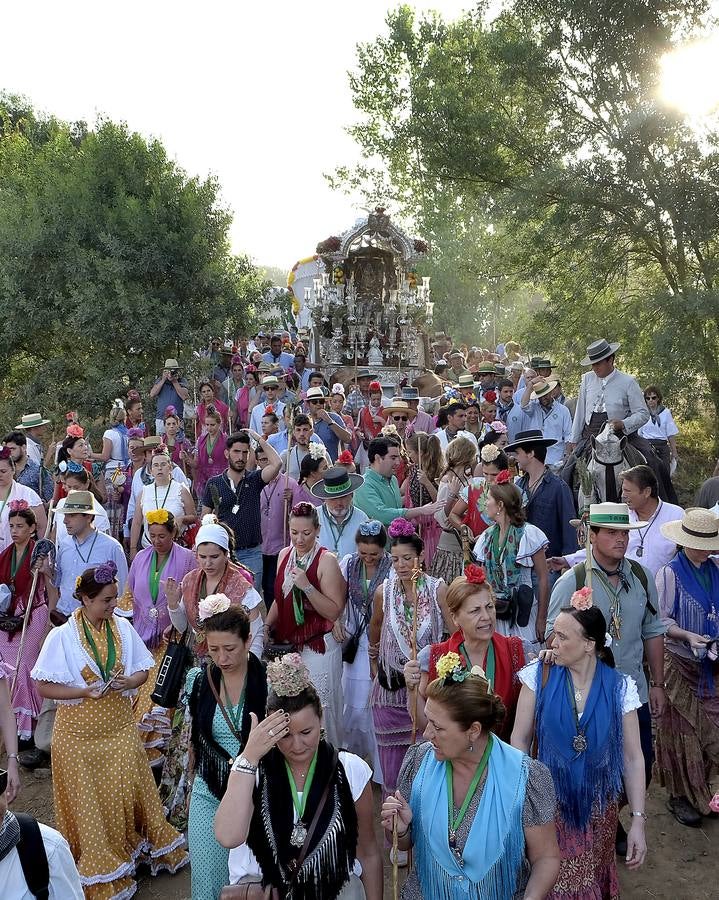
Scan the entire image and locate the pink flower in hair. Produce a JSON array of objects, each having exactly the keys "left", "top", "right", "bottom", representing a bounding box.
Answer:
[
  {"left": 710, "top": 793, "right": 719, "bottom": 814},
  {"left": 66, "top": 424, "right": 84, "bottom": 438},
  {"left": 388, "top": 517, "right": 416, "bottom": 539},
  {"left": 490, "top": 420, "right": 507, "bottom": 434},
  {"left": 8, "top": 500, "right": 29, "bottom": 513},
  {"left": 570, "top": 586, "right": 593, "bottom": 611}
]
